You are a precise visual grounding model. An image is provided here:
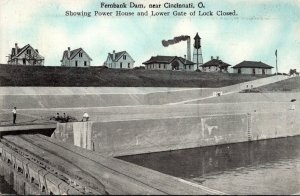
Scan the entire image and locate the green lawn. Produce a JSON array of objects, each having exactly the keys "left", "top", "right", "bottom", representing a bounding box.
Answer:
[{"left": 0, "top": 64, "right": 268, "bottom": 87}]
